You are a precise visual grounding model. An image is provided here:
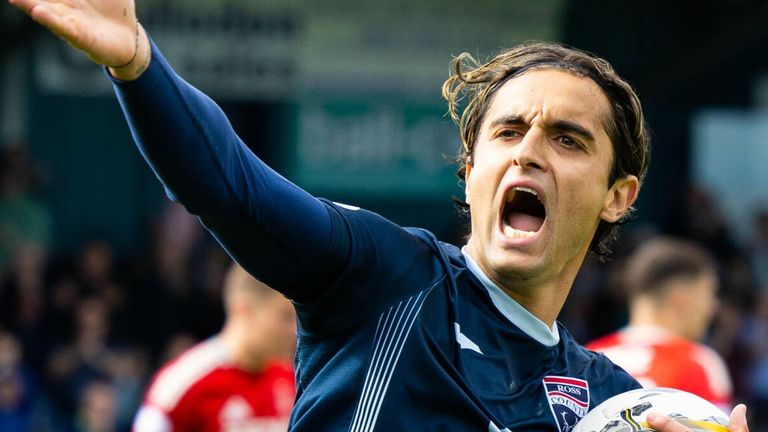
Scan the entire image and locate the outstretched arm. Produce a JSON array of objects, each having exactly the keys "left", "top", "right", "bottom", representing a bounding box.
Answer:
[{"left": 112, "top": 44, "right": 340, "bottom": 296}]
